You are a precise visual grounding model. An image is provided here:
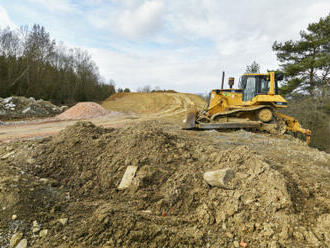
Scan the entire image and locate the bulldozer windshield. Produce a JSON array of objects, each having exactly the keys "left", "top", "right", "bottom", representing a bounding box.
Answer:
[{"left": 242, "top": 77, "right": 256, "bottom": 101}]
